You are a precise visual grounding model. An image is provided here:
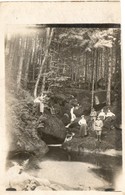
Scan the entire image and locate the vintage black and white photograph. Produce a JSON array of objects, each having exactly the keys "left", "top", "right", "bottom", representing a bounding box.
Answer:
[{"left": 4, "top": 24, "right": 122, "bottom": 191}]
